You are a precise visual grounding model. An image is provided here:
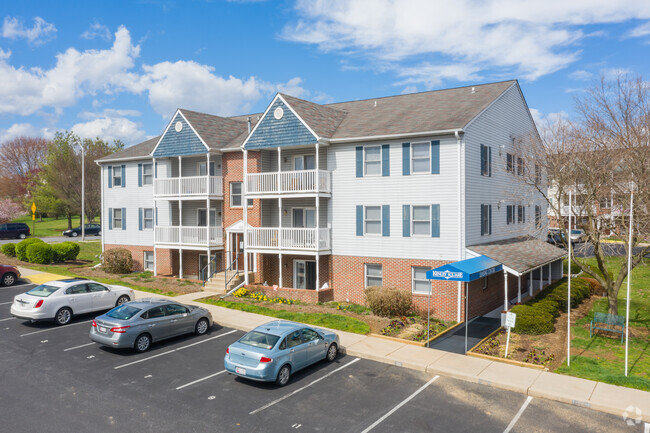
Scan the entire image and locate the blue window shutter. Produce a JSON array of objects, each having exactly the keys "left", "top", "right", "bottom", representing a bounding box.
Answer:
[
  {"left": 108, "top": 166, "right": 112, "bottom": 188},
  {"left": 356, "top": 146, "right": 363, "bottom": 178},
  {"left": 138, "top": 164, "right": 142, "bottom": 187},
  {"left": 122, "top": 208, "right": 126, "bottom": 230},
  {"left": 402, "top": 205, "right": 410, "bottom": 237},
  {"left": 356, "top": 205, "right": 363, "bottom": 236},
  {"left": 138, "top": 208, "right": 143, "bottom": 231},
  {"left": 480, "top": 205, "right": 485, "bottom": 236},
  {"left": 431, "top": 204, "right": 440, "bottom": 238},
  {"left": 431, "top": 141, "right": 440, "bottom": 174},
  {"left": 402, "top": 143, "right": 410, "bottom": 175},
  {"left": 108, "top": 208, "right": 112, "bottom": 230},
  {"left": 382, "top": 205, "right": 390, "bottom": 237},
  {"left": 121, "top": 165, "right": 126, "bottom": 188},
  {"left": 155, "top": 207, "right": 158, "bottom": 225},
  {"left": 480, "top": 144, "right": 485, "bottom": 175},
  {"left": 489, "top": 205, "right": 492, "bottom": 234},
  {"left": 155, "top": 162, "right": 158, "bottom": 178},
  {"left": 381, "top": 144, "right": 390, "bottom": 176},
  {"left": 488, "top": 146, "right": 492, "bottom": 177}
]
